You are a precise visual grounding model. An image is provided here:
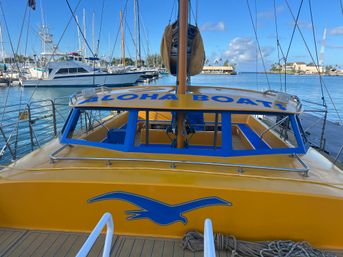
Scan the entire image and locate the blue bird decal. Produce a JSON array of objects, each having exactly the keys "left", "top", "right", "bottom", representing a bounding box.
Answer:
[{"left": 88, "top": 191, "right": 232, "bottom": 225}]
